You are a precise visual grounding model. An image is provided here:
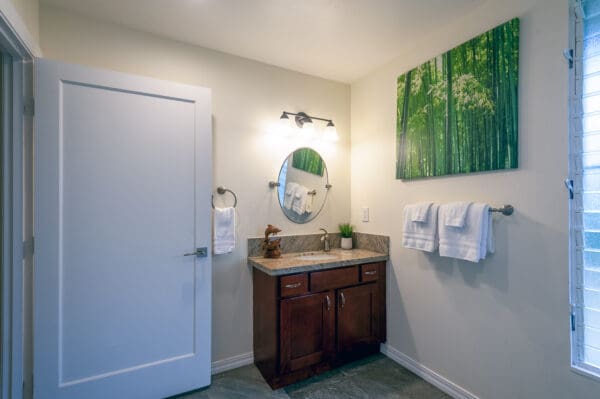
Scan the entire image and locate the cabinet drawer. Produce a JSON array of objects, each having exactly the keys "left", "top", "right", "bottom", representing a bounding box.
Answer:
[
  {"left": 280, "top": 273, "right": 308, "bottom": 298},
  {"left": 310, "top": 266, "right": 358, "bottom": 292},
  {"left": 361, "top": 263, "right": 380, "bottom": 282}
]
